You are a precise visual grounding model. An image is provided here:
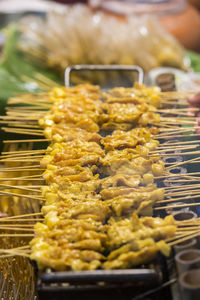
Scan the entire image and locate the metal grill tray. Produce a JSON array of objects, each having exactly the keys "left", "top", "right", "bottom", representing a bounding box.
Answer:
[
  {"left": 37, "top": 267, "right": 165, "bottom": 300},
  {"left": 39, "top": 268, "right": 159, "bottom": 285}
]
